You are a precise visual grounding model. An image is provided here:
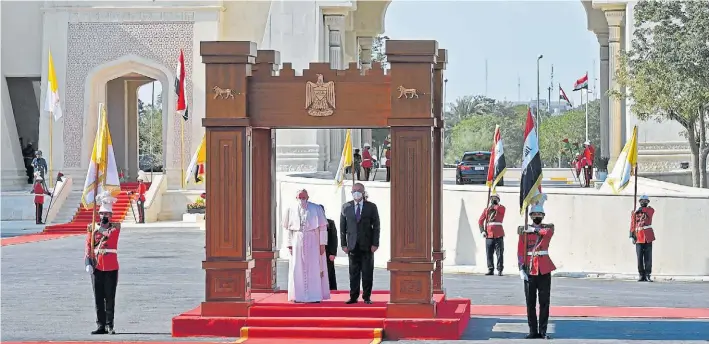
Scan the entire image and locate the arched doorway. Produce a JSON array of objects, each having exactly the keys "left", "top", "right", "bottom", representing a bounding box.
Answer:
[{"left": 82, "top": 55, "right": 172, "bottom": 182}]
